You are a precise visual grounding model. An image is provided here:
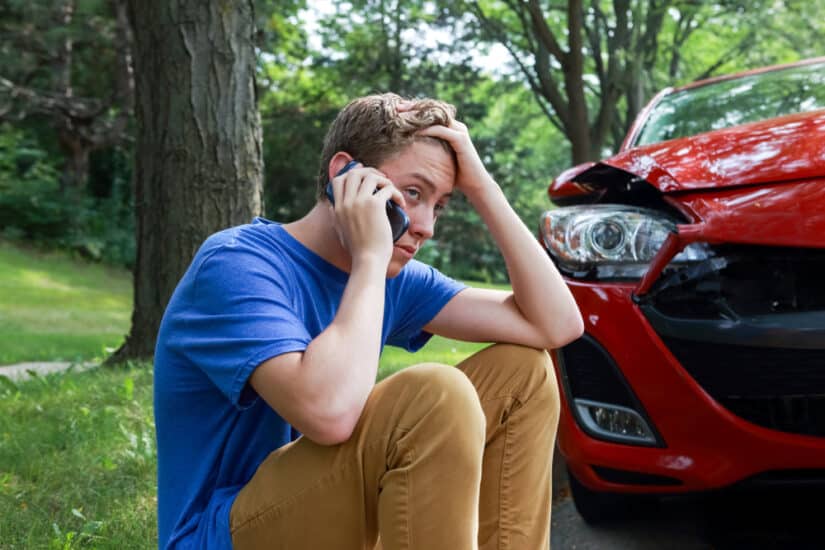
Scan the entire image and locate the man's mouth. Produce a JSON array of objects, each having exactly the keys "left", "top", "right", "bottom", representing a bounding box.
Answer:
[{"left": 394, "top": 244, "right": 417, "bottom": 258}]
